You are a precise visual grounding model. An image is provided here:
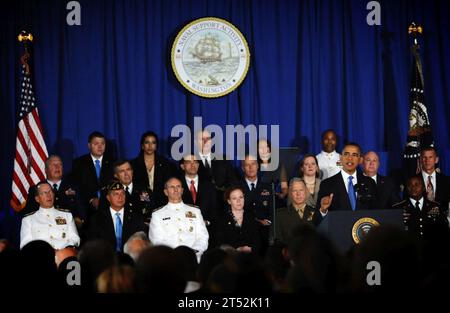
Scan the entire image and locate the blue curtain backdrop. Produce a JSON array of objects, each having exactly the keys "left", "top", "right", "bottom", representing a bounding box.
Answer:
[{"left": 1, "top": 0, "right": 449, "bottom": 240}]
